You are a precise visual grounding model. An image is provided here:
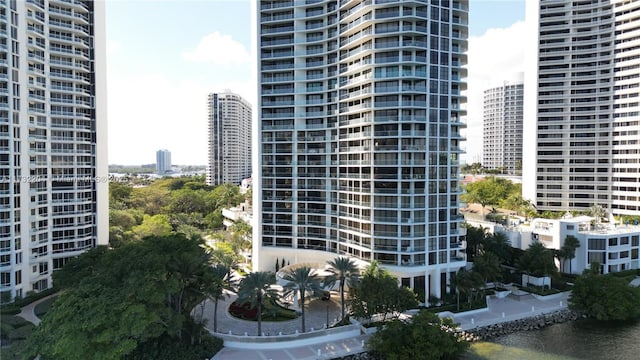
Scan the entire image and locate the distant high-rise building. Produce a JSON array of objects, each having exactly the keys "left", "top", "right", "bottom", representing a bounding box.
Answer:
[
  {"left": 482, "top": 75, "right": 523, "bottom": 175},
  {"left": 0, "top": 1, "right": 107, "bottom": 302},
  {"left": 206, "top": 91, "right": 252, "bottom": 186},
  {"left": 523, "top": 0, "right": 640, "bottom": 216},
  {"left": 254, "top": 0, "right": 469, "bottom": 301},
  {"left": 156, "top": 149, "right": 172, "bottom": 174}
]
